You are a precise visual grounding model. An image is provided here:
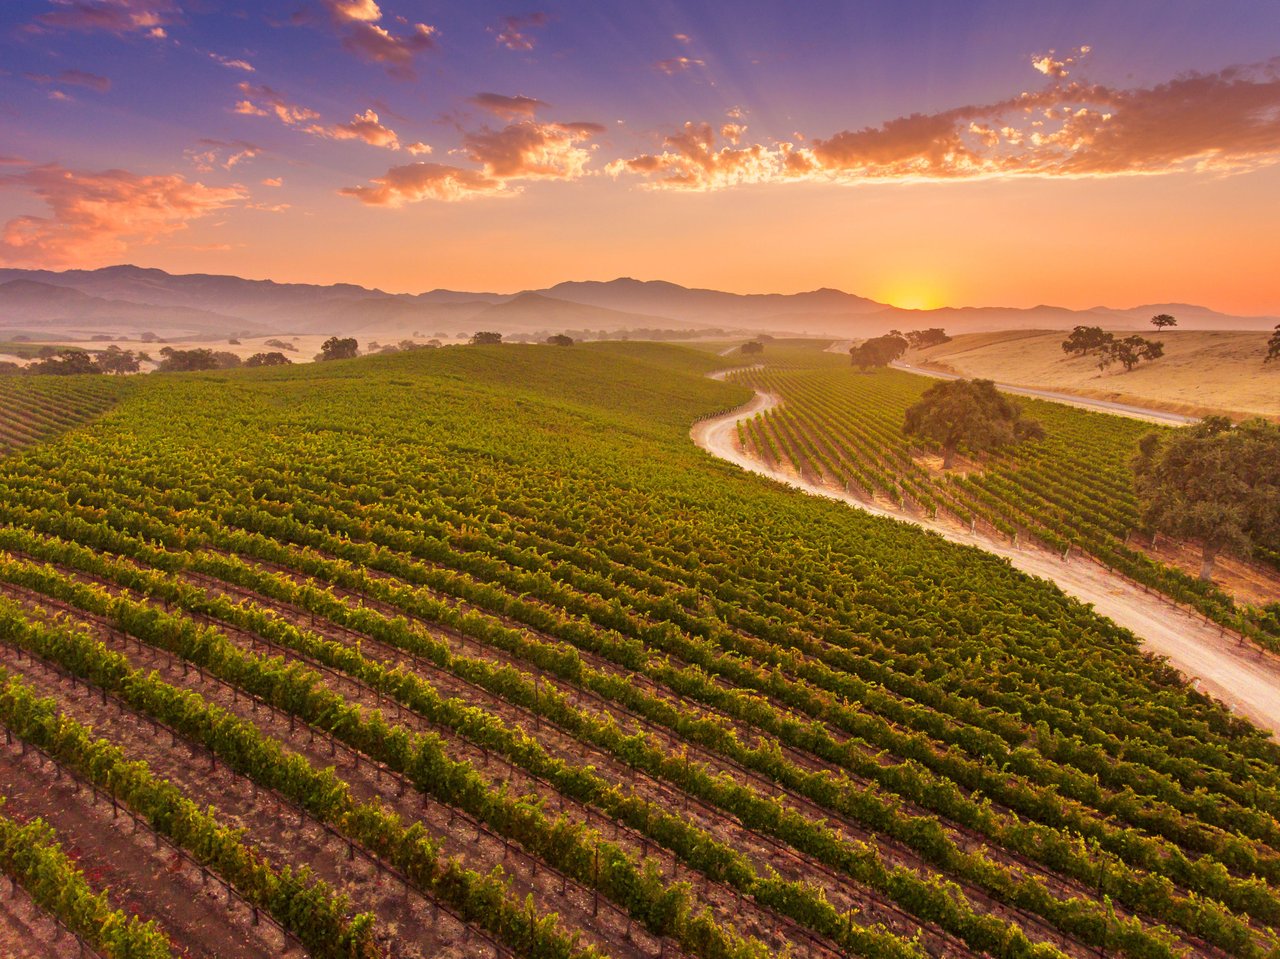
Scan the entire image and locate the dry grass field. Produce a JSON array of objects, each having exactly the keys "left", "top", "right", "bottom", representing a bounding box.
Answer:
[{"left": 913, "top": 329, "right": 1279, "bottom": 420}]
